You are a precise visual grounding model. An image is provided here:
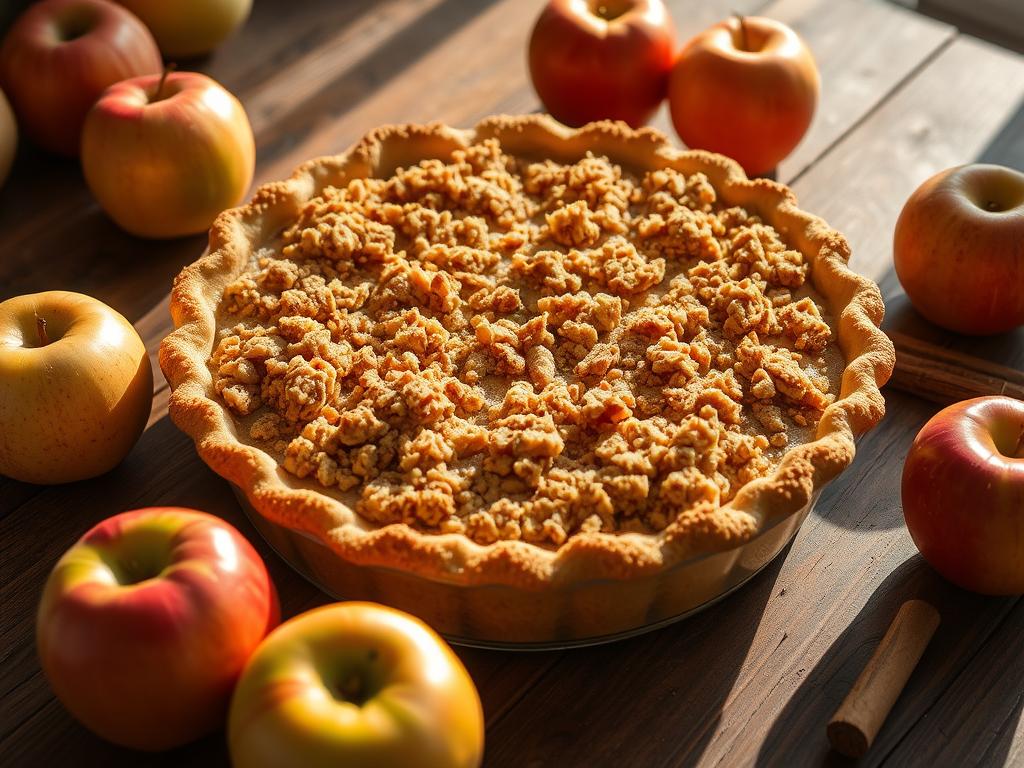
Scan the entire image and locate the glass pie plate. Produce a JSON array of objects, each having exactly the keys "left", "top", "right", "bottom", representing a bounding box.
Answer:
[{"left": 232, "top": 484, "right": 819, "bottom": 650}]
